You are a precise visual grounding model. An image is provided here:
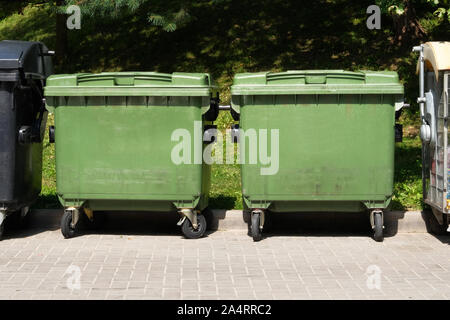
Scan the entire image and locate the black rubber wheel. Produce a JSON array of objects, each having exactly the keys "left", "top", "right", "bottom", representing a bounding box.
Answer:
[
  {"left": 0, "top": 223, "right": 4, "bottom": 241},
  {"left": 428, "top": 209, "right": 449, "bottom": 235},
  {"left": 373, "top": 211, "right": 384, "bottom": 242},
  {"left": 61, "top": 210, "right": 76, "bottom": 239},
  {"left": 181, "top": 214, "right": 206, "bottom": 239},
  {"left": 202, "top": 208, "right": 216, "bottom": 231},
  {"left": 251, "top": 213, "right": 262, "bottom": 242}
]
